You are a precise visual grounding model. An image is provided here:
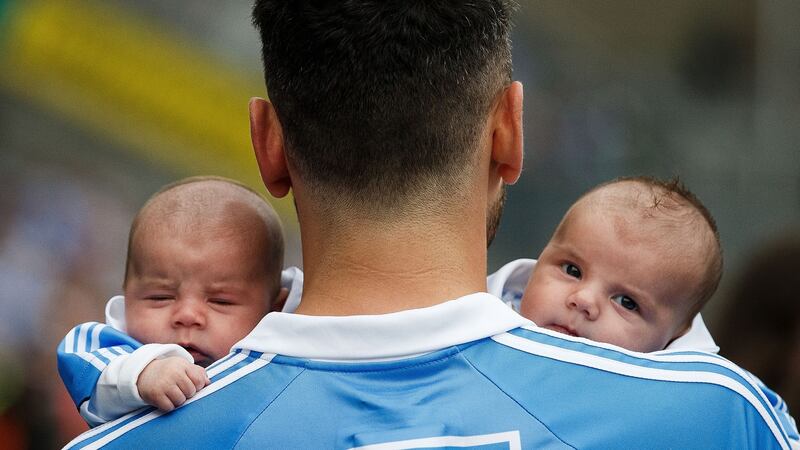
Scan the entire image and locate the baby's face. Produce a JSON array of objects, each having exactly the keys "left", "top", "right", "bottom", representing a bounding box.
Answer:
[
  {"left": 124, "top": 224, "right": 272, "bottom": 367},
  {"left": 519, "top": 206, "right": 697, "bottom": 353}
]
